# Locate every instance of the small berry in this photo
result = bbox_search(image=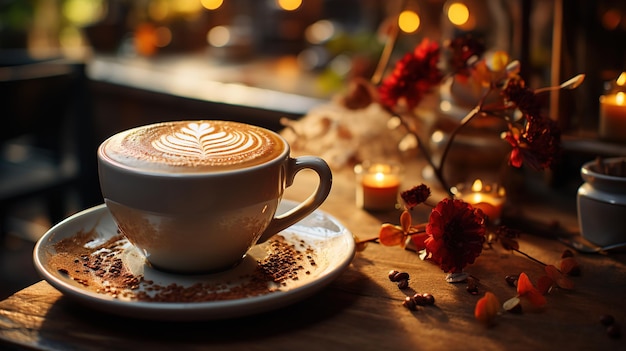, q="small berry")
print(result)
[403,296,417,311]
[422,293,435,305]
[388,270,400,281]
[505,274,519,287]
[412,293,435,306]
[394,271,410,282]
[561,249,574,258]
[397,279,409,289]
[467,276,479,295]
